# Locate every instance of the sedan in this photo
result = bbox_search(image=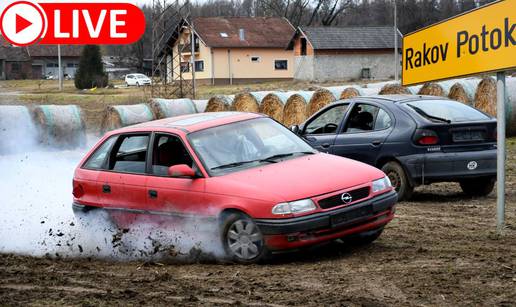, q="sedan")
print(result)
[125,73,152,87]
[292,95,497,200]
[73,112,397,263]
